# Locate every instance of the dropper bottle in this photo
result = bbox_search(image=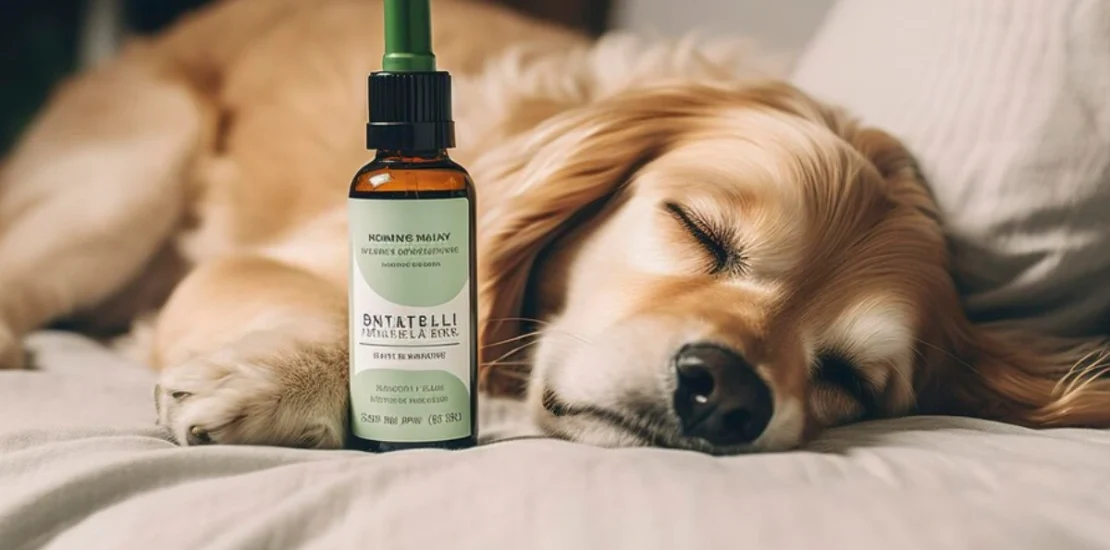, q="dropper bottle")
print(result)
[347,0,478,452]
